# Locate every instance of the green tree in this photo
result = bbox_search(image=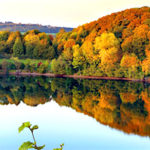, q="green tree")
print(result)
[72,44,85,71]
[33,44,55,60]
[24,34,39,58]
[51,56,68,74]
[13,37,24,57]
